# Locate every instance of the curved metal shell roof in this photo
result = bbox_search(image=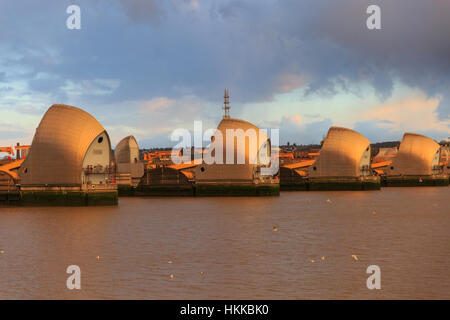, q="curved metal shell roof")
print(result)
[196,118,270,181]
[309,126,371,177]
[215,118,270,165]
[115,135,139,164]
[20,104,107,185]
[387,133,440,176]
